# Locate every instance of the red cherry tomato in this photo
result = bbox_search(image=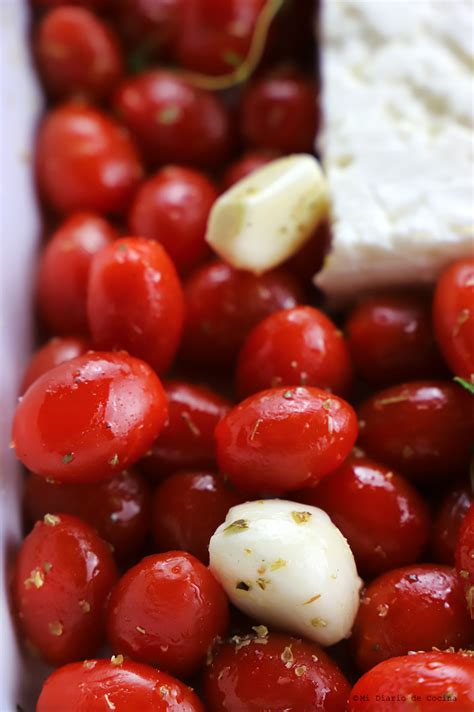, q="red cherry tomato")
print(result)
[455,502,474,617]
[432,487,472,565]
[216,386,358,495]
[204,632,350,712]
[240,72,318,152]
[35,7,123,101]
[222,150,278,189]
[151,471,241,563]
[348,651,474,712]
[37,212,117,336]
[358,381,474,483]
[21,337,89,393]
[433,258,474,380]
[25,468,150,561]
[296,457,430,577]
[114,70,233,168]
[182,260,303,367]
[36,104,143,215]
[346,293,446,387]
[34,0,110,8]
[284,220,331,284]
[117,0,183,60]
[107,551,229,677]
[12,352,168,483]
[87,238,185,374]
[236,306,353,399]
[140,380,231,480]
[37,659,204,712]
[174,0,266,76]
[352,564,474,672]
[128,166,218,275]
[14,513,117,665]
